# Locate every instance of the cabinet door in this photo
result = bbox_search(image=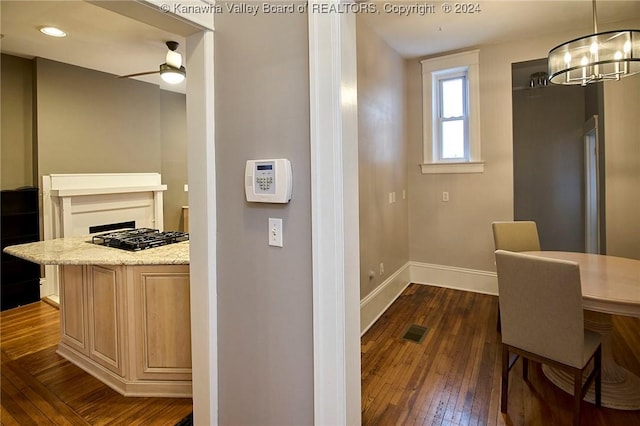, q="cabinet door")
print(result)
[87,265,125,376]
[132,265,191,380]
[59,266,88,354]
